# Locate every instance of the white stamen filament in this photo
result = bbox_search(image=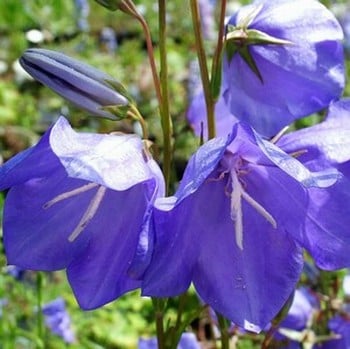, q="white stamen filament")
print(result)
[230,169,277,250]
[43,182,99,209]
[68,186,107,242]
